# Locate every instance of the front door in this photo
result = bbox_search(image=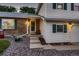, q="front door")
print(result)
[30,20,36,34]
